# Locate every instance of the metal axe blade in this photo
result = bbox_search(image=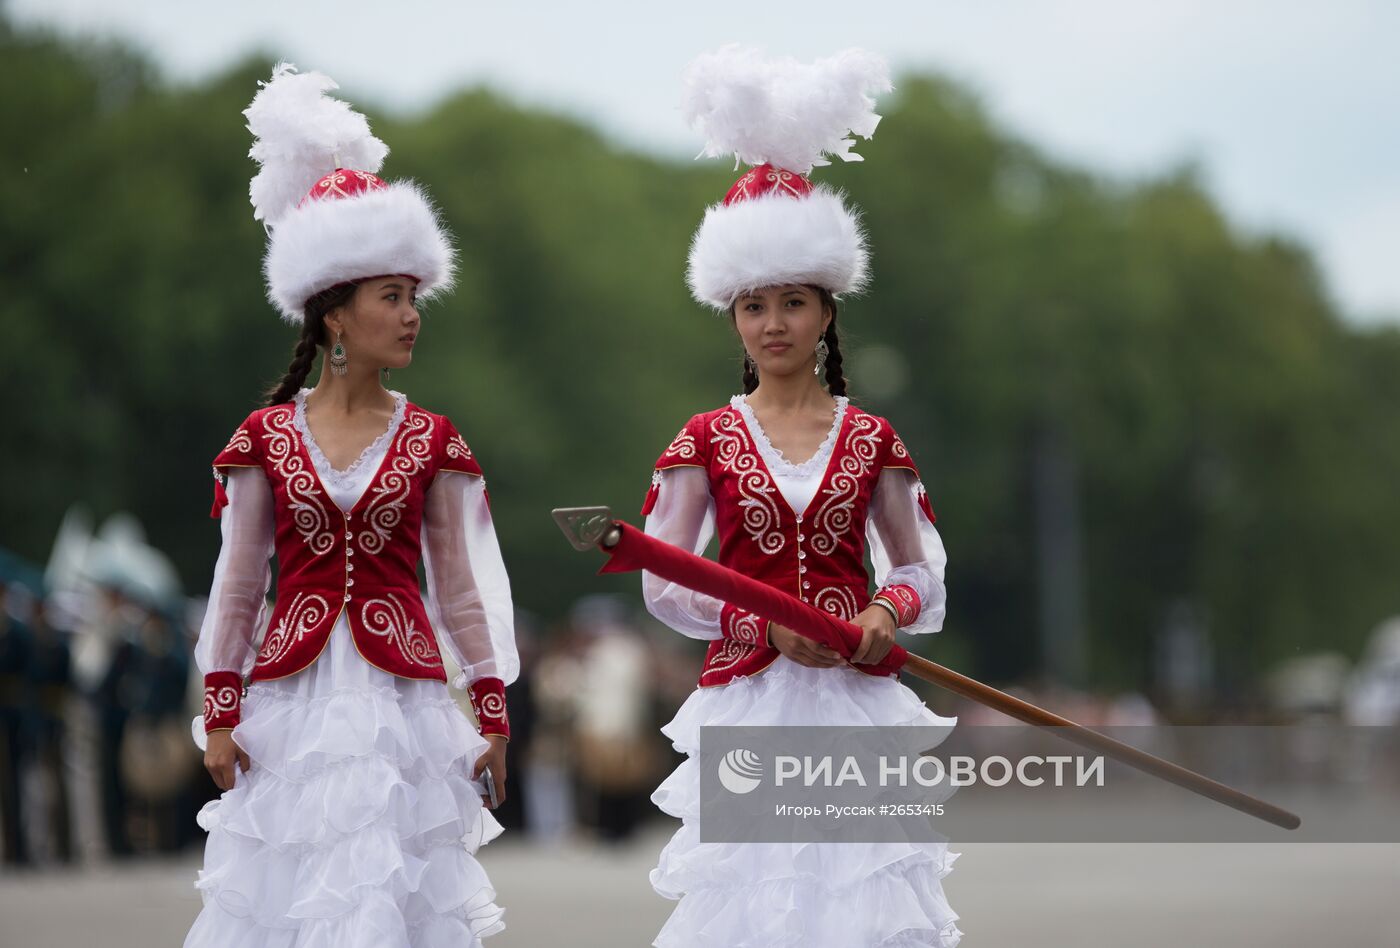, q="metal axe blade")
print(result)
[550,506,618,551]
